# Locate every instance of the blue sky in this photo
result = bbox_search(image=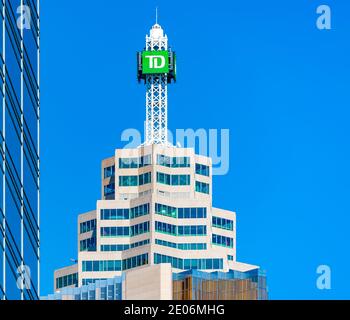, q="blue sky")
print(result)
[40,0,350,299]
